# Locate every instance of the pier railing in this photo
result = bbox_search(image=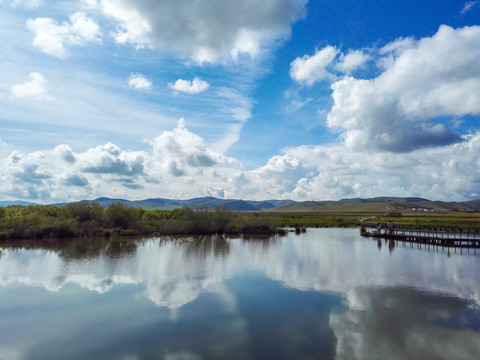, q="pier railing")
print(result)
[361,226,480,248]
[360,221,480,233]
